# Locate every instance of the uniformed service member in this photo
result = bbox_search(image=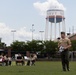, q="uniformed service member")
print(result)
[58,32,71,71]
